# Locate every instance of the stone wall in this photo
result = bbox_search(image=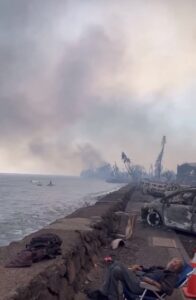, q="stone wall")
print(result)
[0,185,135,300]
